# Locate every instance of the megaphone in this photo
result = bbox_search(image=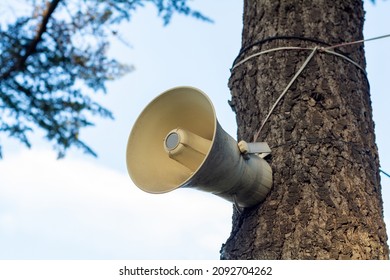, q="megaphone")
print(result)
[126,86,272,208]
